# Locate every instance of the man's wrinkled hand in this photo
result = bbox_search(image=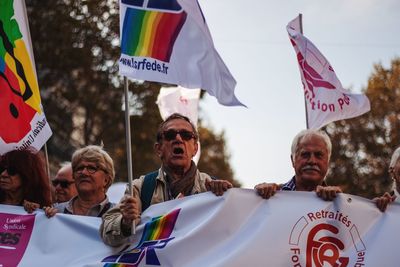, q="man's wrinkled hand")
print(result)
[373,192,395,212]
[120,195,140,226]
[254,183,280,199]
[315,185,342,201]
[206,179,233,196]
